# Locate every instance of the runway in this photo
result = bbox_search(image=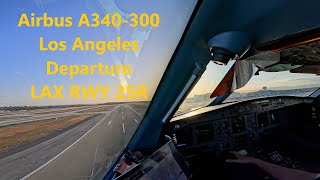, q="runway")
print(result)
[0,105,107,127]
[0,103,146,180]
